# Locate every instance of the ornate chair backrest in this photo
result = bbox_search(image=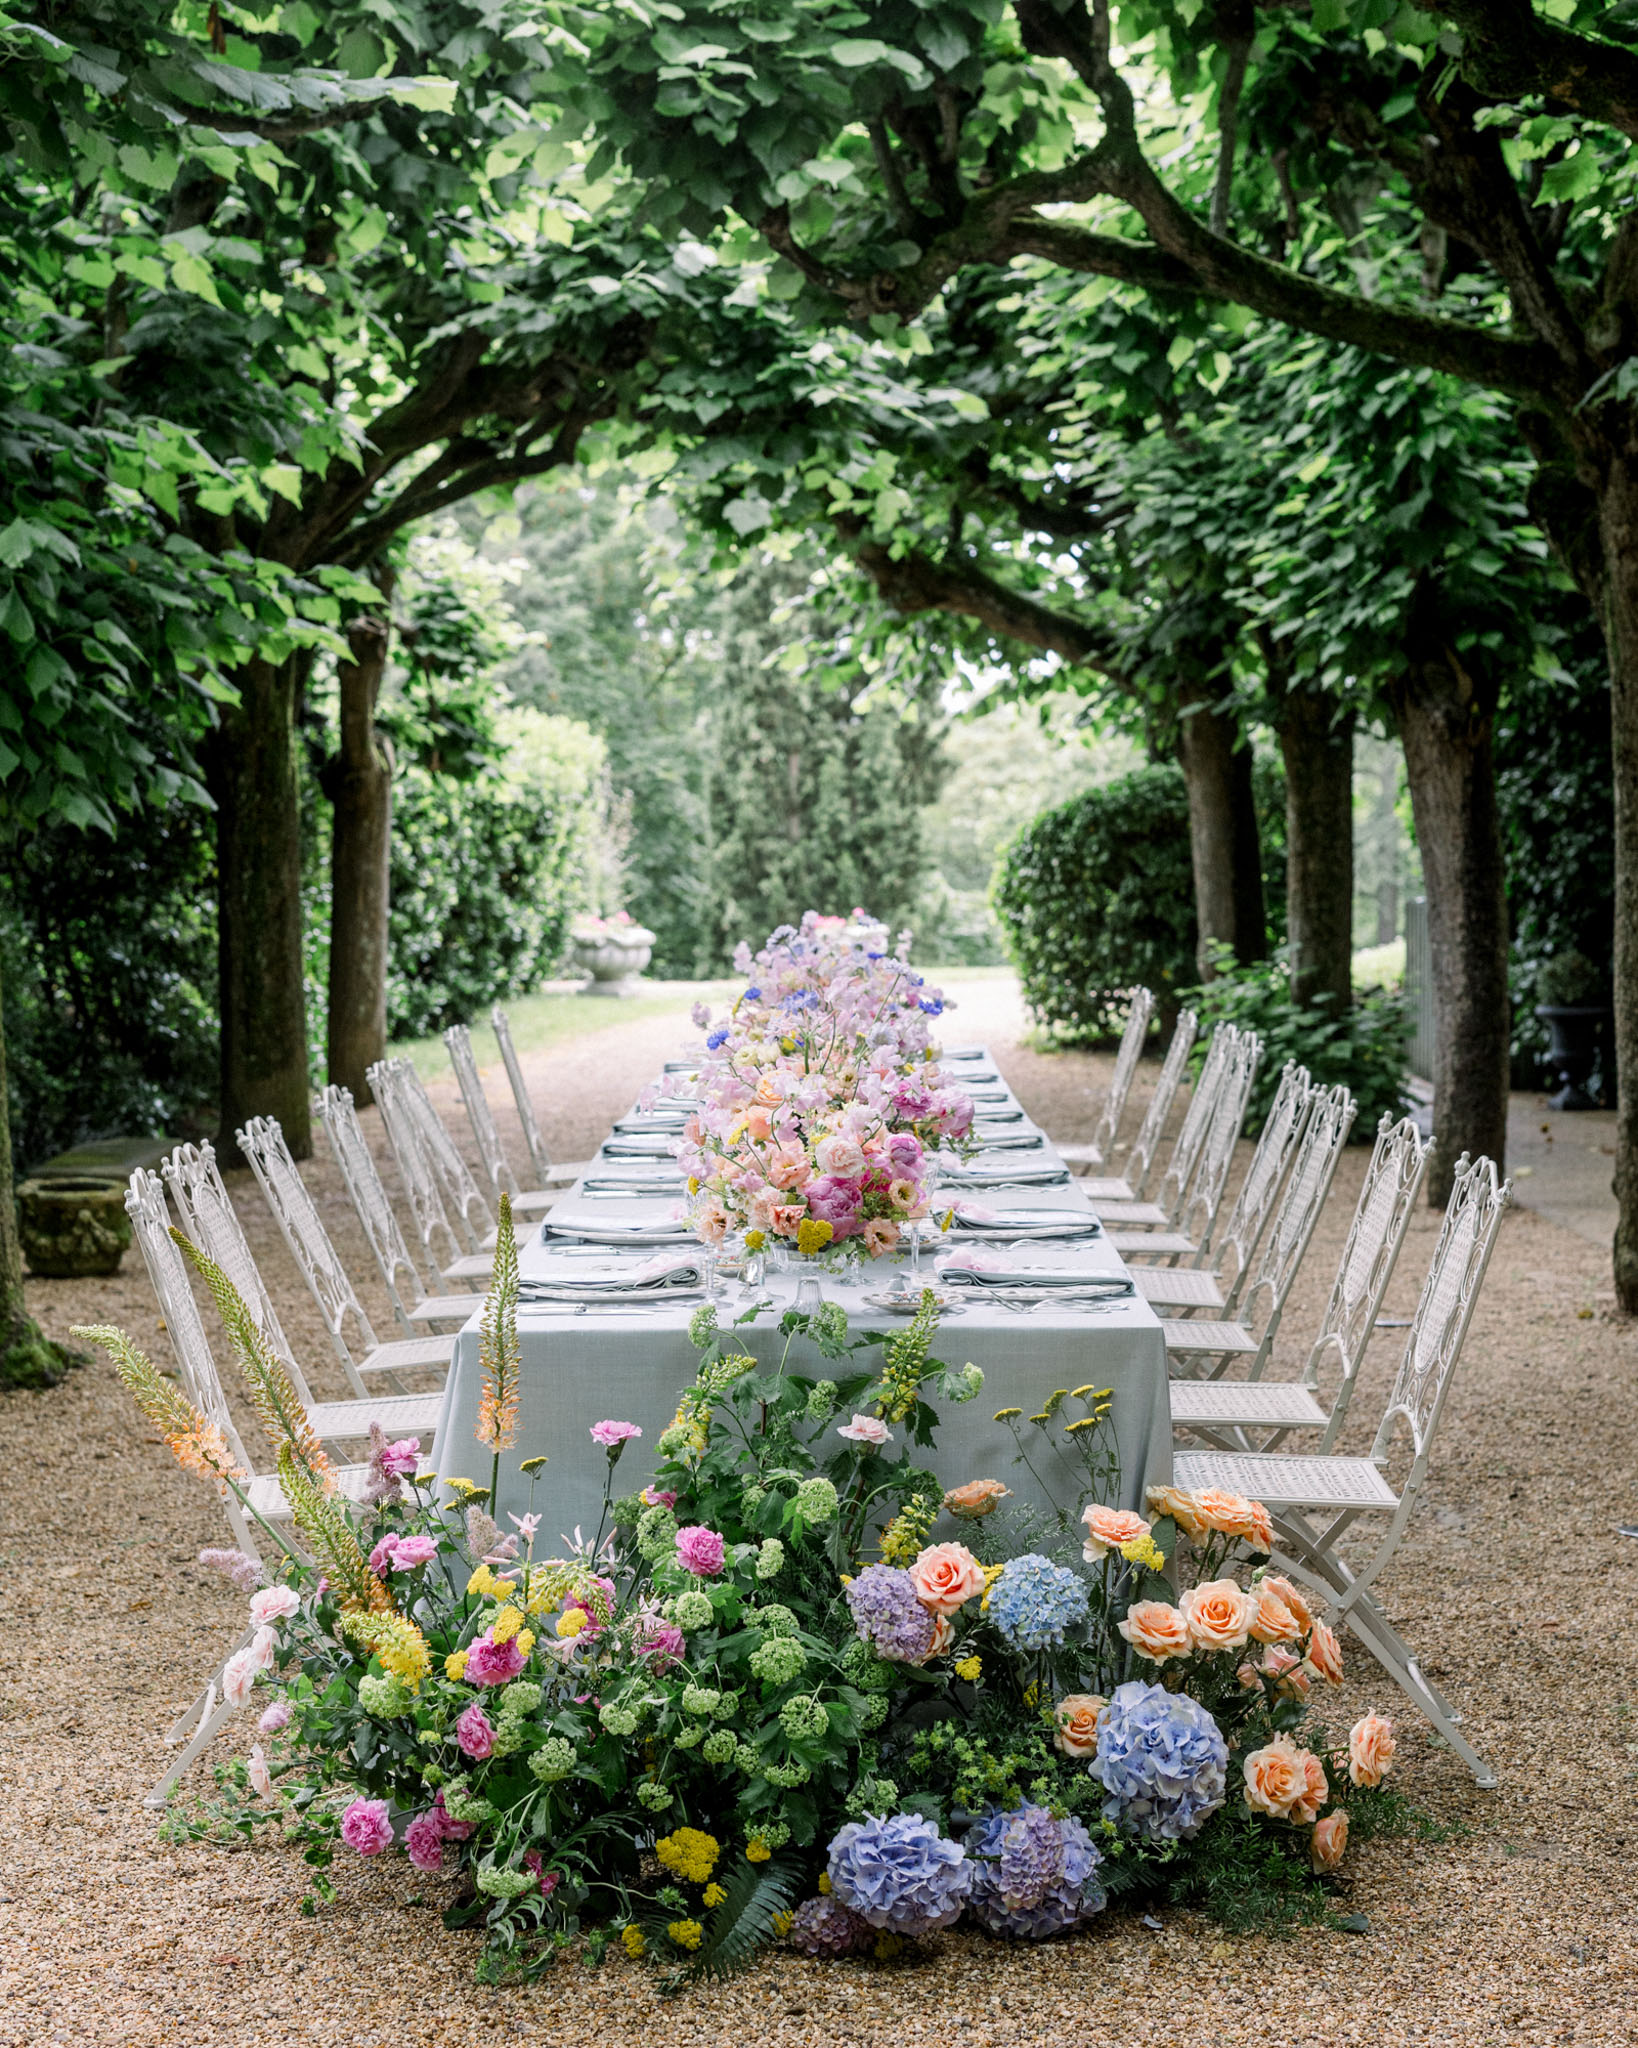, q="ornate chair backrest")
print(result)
[1155,1022,1236,1221]
[314,1085,426,1330]
[492,1004,551,1187]
[1371,1153,1509,1477]
[1092,987,1154,1161]
[125,1168,254,1475]
[238,1115,377,1378]
[368,1059,469,1276]
[1123,1007,1197,1197]
[445,1023,520,1201]
[395,1060,495,1249]
[1173,1028,1262,1251]
[1303,1115,1430,1447]
[1208,1063,1313,1303]
[1238,1082,1356,1343]
[161,1141,314,1407]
